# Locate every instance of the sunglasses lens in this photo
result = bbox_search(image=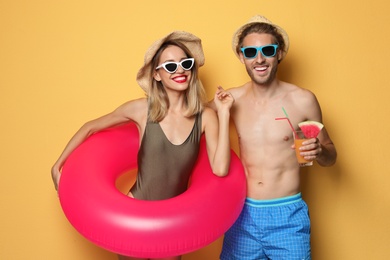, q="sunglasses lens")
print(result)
[164,63,178,73]
[181,59,193,70]
[243,47,257,58]
[262,46,276,57]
